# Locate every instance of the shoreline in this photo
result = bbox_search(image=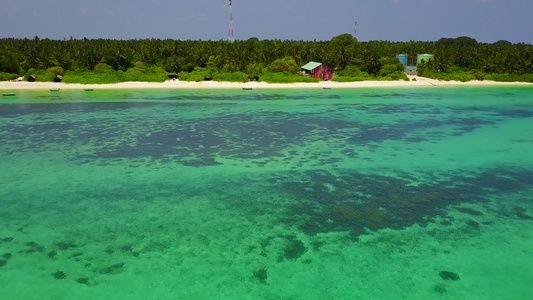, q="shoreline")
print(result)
[1,76,532,91]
